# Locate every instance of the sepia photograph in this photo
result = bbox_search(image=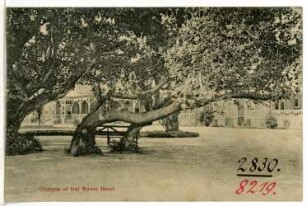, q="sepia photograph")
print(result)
[4,7,303,202]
